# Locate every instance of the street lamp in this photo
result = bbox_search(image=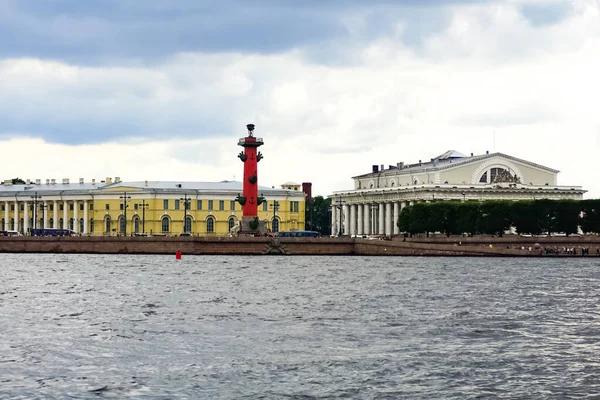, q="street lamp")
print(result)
[119,192,131,236]
[336,196,345,237]
[180,193,191,233]
[136,200,149,234]
[30,192,41,231]
[270,200,280,232]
